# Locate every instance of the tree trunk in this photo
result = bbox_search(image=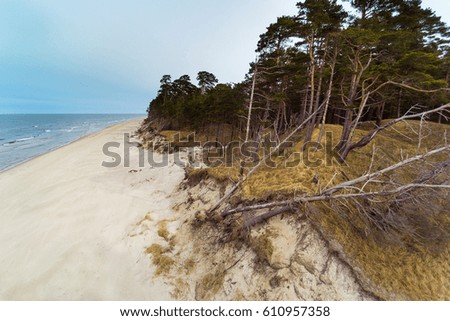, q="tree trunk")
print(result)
[302,32,317,148]
[215,122,220,146]
[341,91,371,156]
[300,88,309,124]
[337,48,372,153]
[337,109,354,152]
[245,64,258,142]
[396,88,403,118]
[316,46,338,148]
[376,101,385,127]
